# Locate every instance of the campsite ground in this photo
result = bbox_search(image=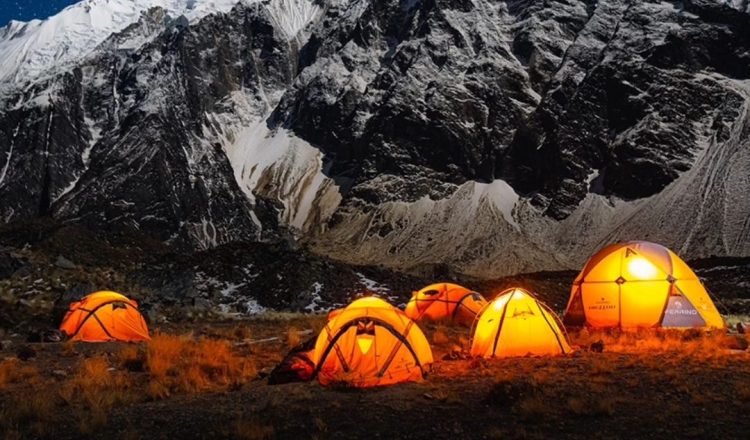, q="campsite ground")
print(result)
[1,317,749,440]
